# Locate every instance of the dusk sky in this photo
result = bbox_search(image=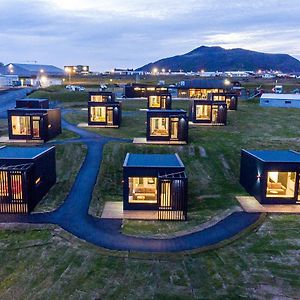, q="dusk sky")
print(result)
[1,0,300,71]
